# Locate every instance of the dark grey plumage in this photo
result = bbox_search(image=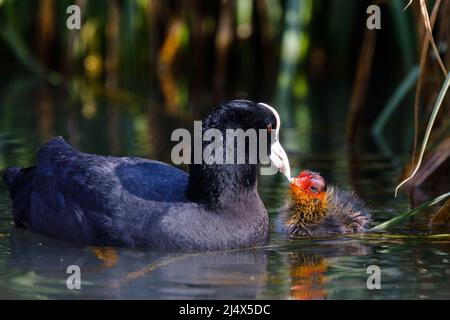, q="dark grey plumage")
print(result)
[2,100,278,250]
